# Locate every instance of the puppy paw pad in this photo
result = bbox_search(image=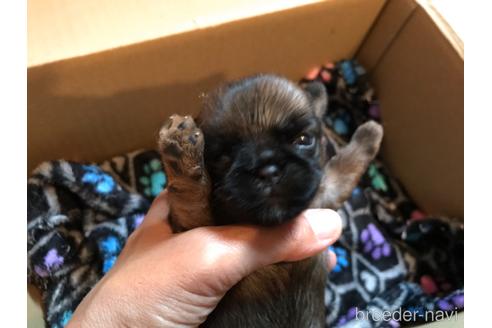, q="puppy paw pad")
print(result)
[352,121,383,156]
[158,115,205,176]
